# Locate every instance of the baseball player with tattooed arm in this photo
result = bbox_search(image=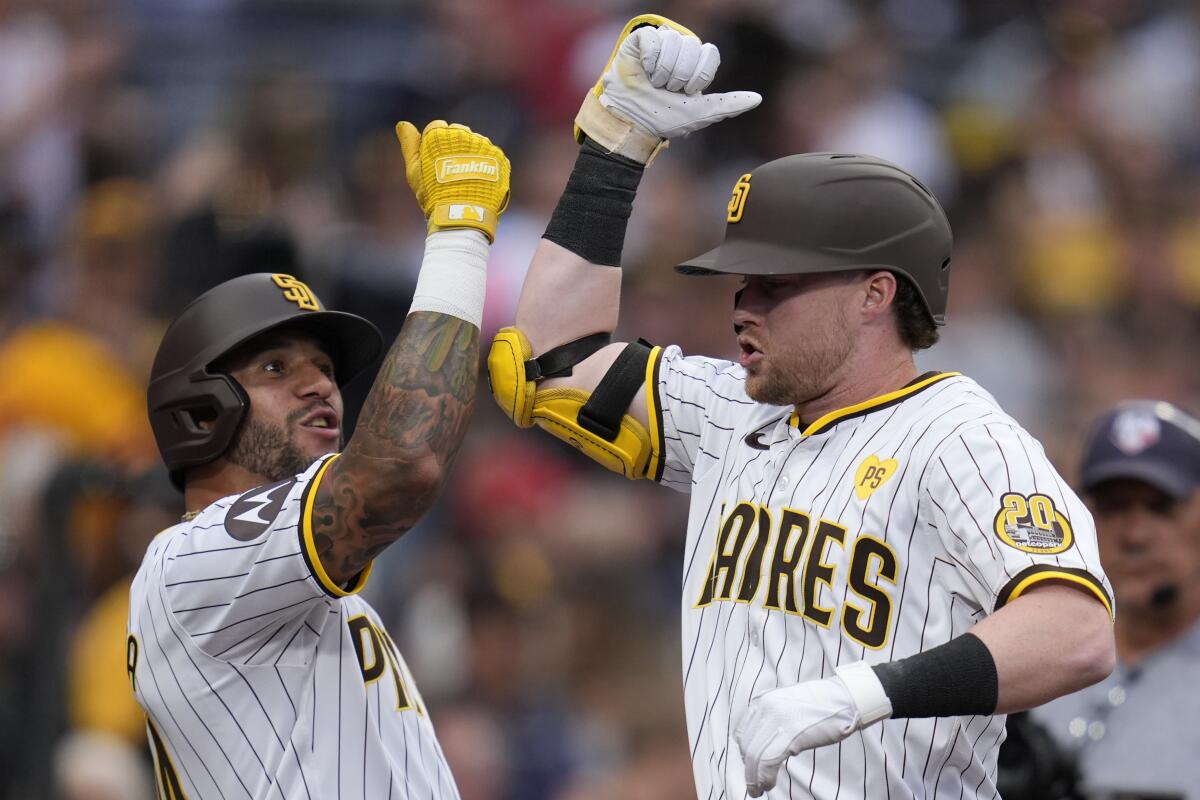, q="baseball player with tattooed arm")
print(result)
[127,120,509,798]
[487,14,1116,798]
